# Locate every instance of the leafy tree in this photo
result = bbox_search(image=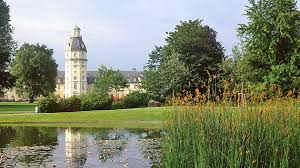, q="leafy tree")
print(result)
[143,19,224,100]
[11,43,58,103]
[160,52,188,99]
[94,65,128,97]
[238,0,300,90]
[0,0,16,95]
[142,46,187,101]
[141,69,164,101]
[166,19,225,88]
